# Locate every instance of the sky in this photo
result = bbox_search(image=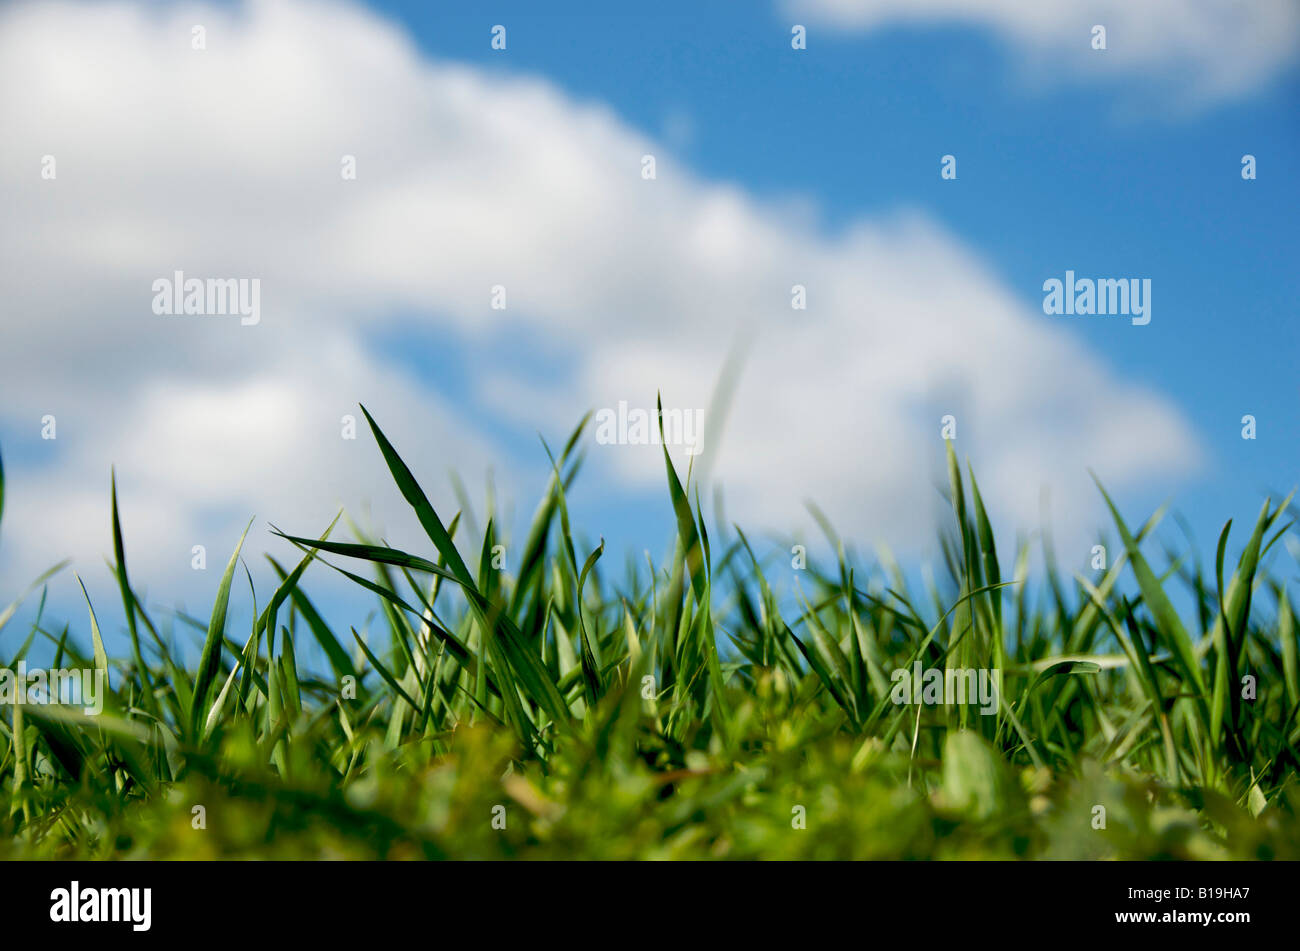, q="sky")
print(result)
[0,0,1297,663]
